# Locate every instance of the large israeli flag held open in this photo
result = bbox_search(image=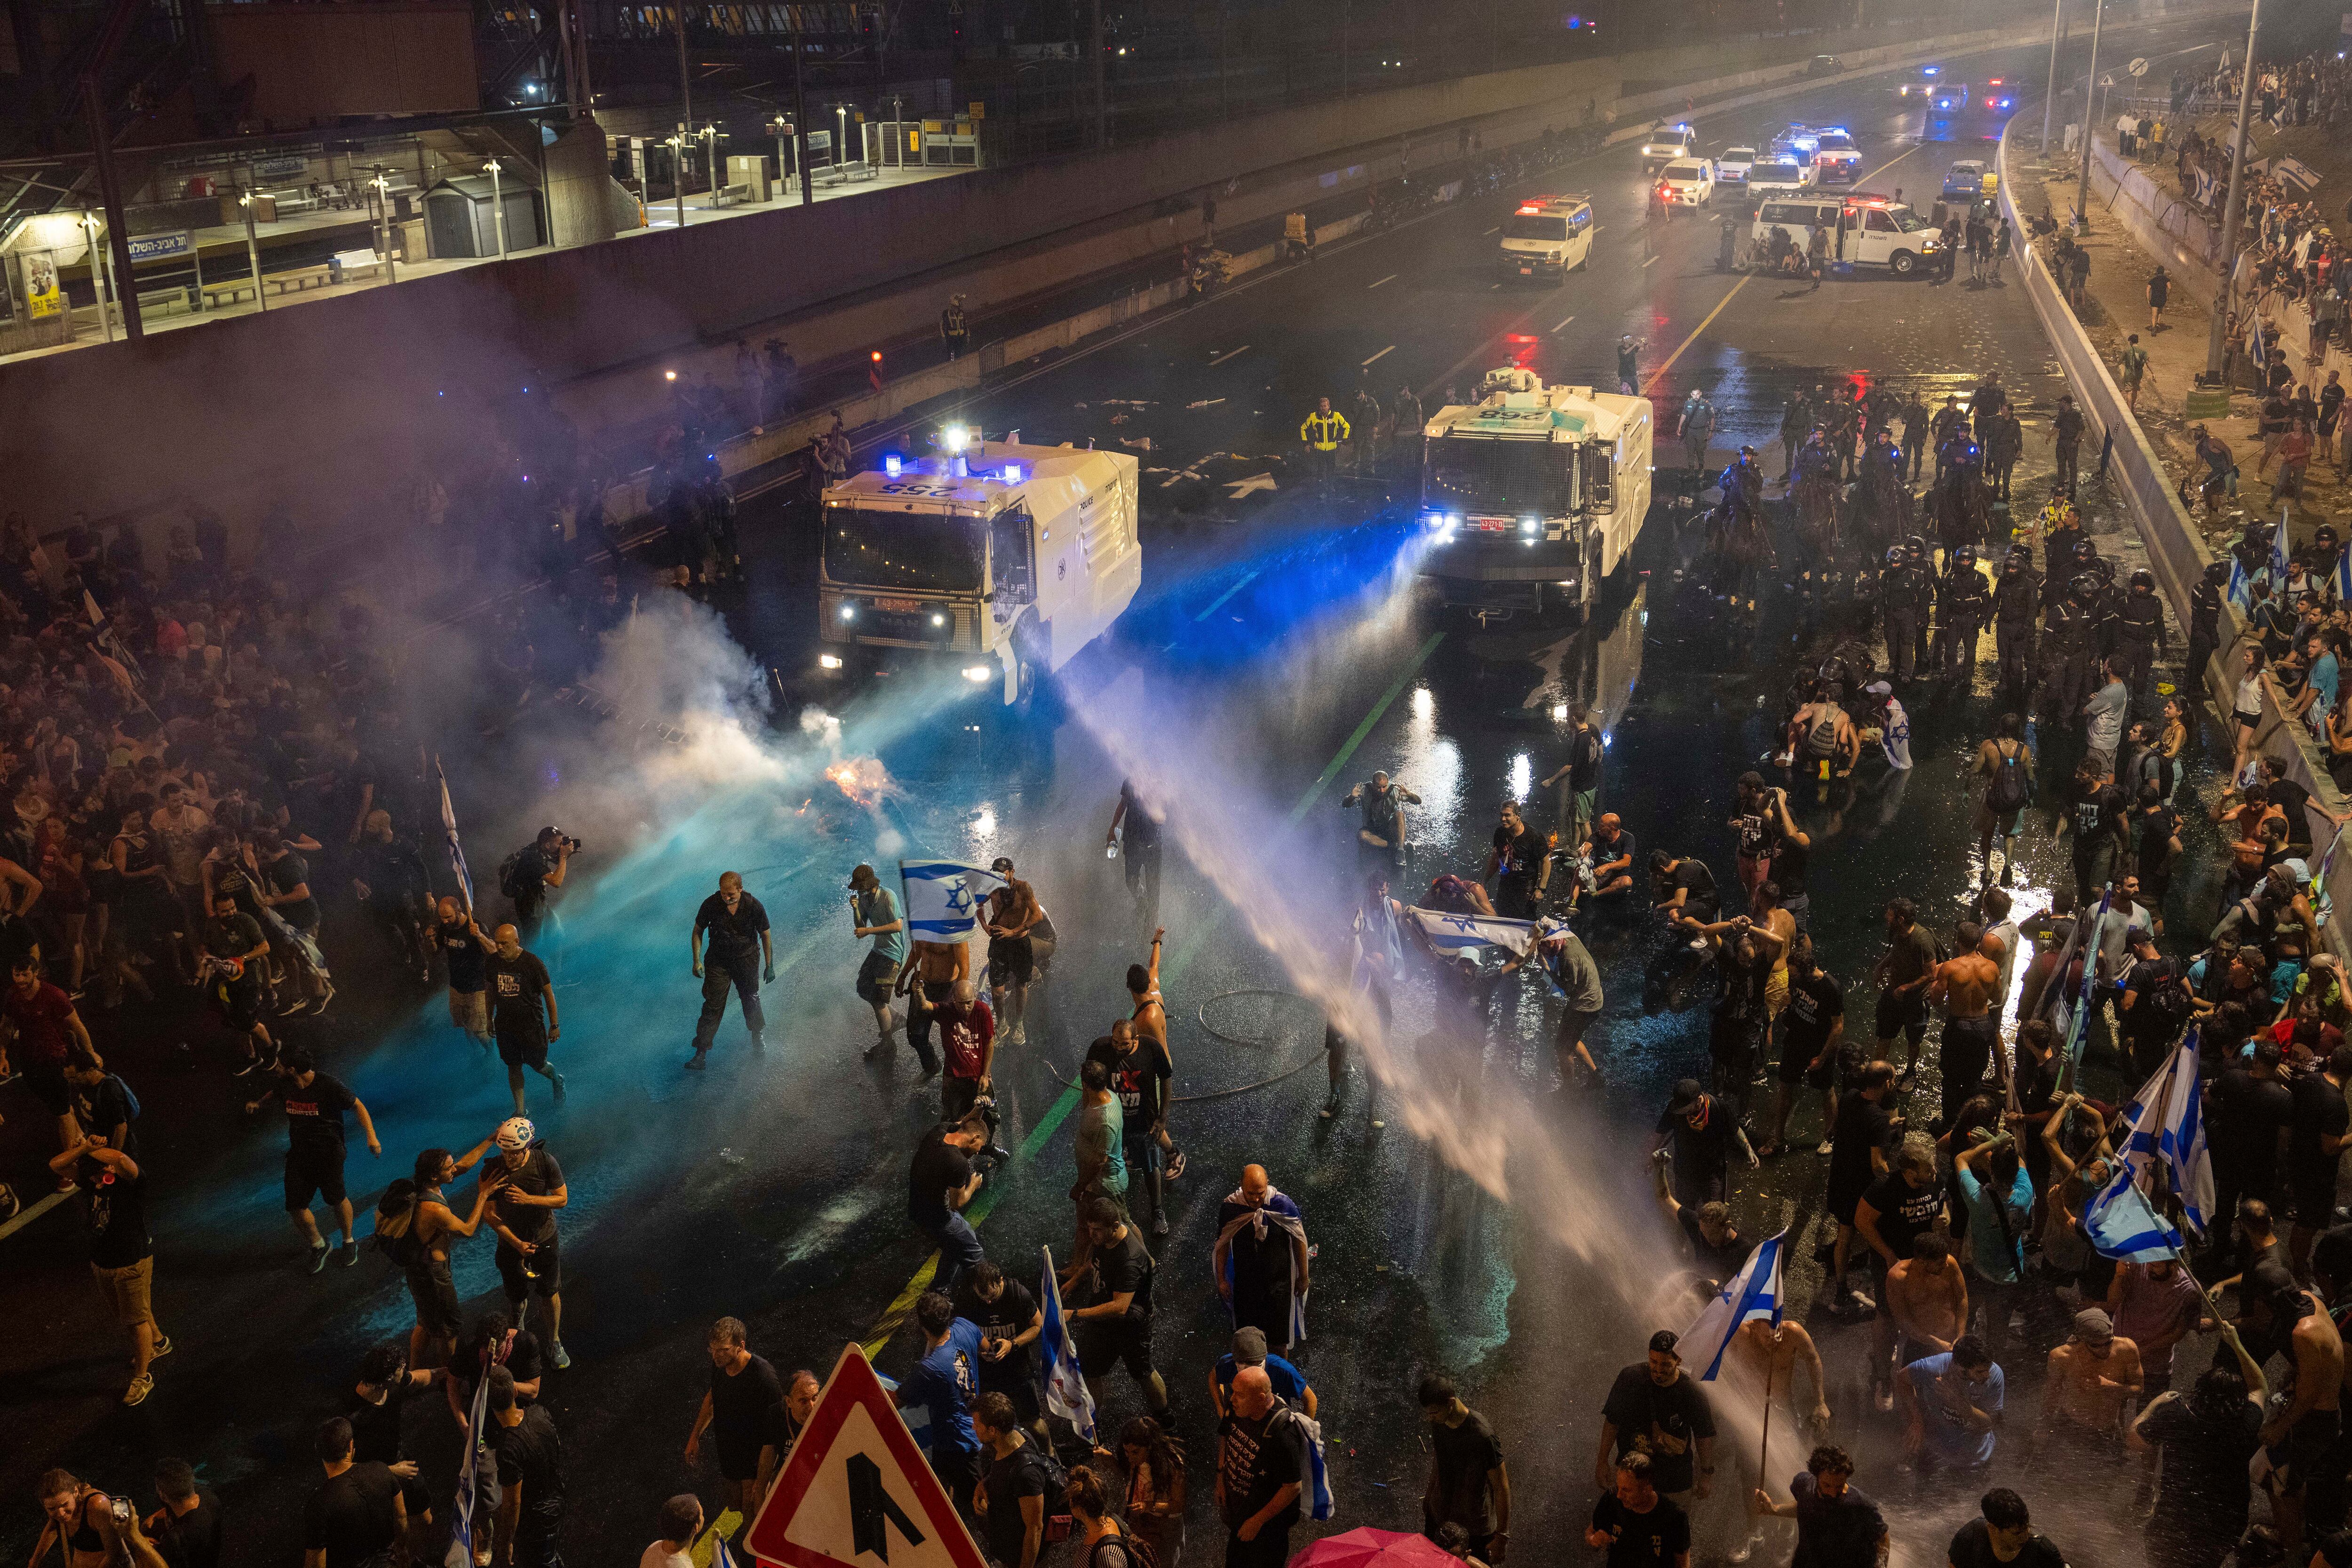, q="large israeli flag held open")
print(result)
[899,860,1008,941]
[1405,906,1538,958]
